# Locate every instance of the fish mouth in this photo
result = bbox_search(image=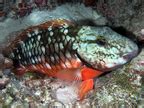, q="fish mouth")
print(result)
[104,49,139,72]
[122,49,138,61]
